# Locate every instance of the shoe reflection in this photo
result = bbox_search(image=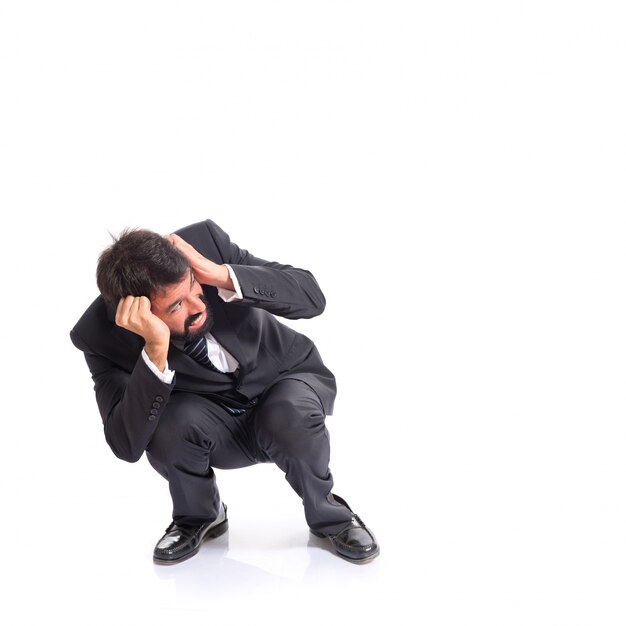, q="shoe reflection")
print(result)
[153,532,290,600]
[152,526,374,604]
